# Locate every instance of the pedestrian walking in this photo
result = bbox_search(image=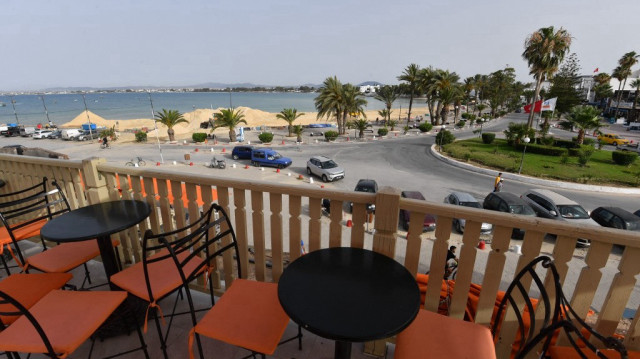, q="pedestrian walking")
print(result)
[495,178,504,192]
[493,172,502,192]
